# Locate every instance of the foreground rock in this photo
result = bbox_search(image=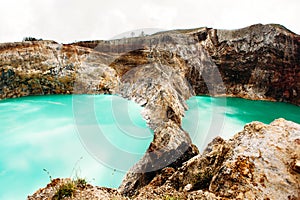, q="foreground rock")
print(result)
[27,178,128,200]
[28,119,300,199]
